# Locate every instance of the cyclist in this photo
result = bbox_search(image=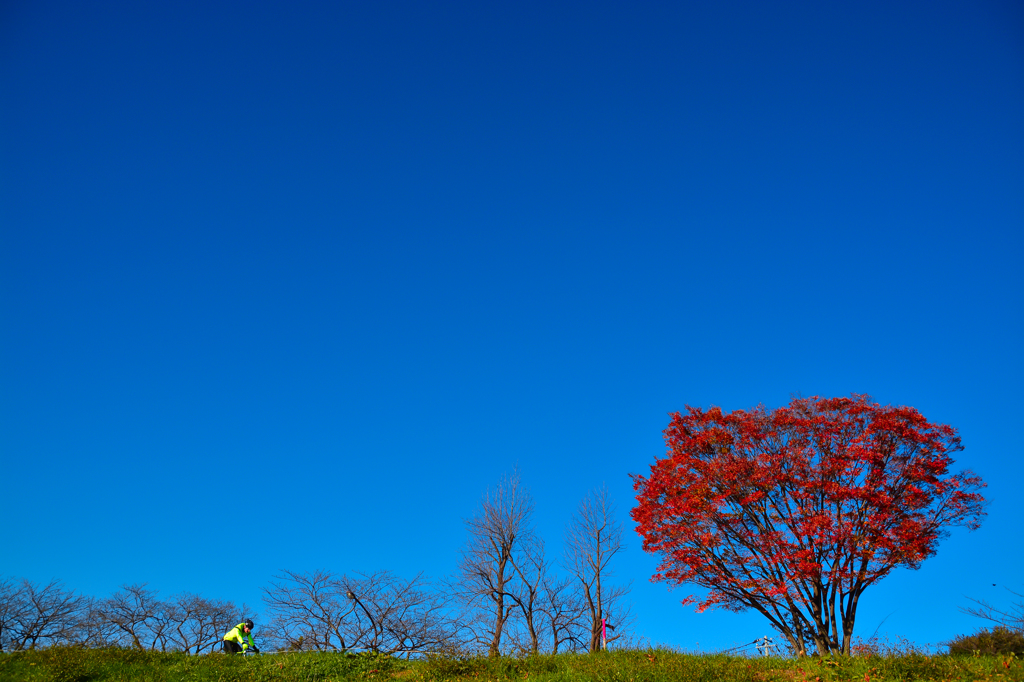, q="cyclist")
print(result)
[223,619,259,654]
